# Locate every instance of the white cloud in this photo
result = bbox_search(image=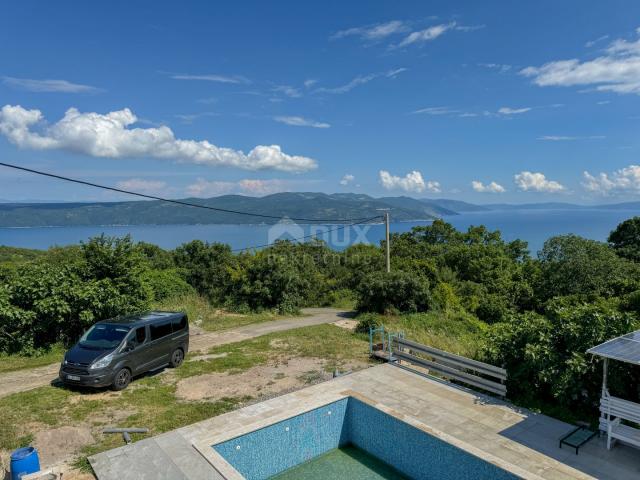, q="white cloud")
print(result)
[498,107,531,115]
[514,171,565,193]
[273,116,330,128]
[185,178,290,197]
[332,20,408,41]
[455,24,485,32]
[272,85,302,98]
[2,76,100,93]
[412,106,458,115]
[378,170,440,193]
[315,68,406,94]
[397,22,456,47]
[471,180,506,193]
[538,135,605,141]
[585,35,609,48]
[520,29,640,95]
[238,179,290,195]
[478,63,512,73]
[582,165,640,195]
[116,178,168,194]
[0,105,317,173]
[185,179,236,197]
[303,79,317,88]
[413,106,534,117]
[174,112,218,124]
[171,74,250,84]
[340,174,355,186]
